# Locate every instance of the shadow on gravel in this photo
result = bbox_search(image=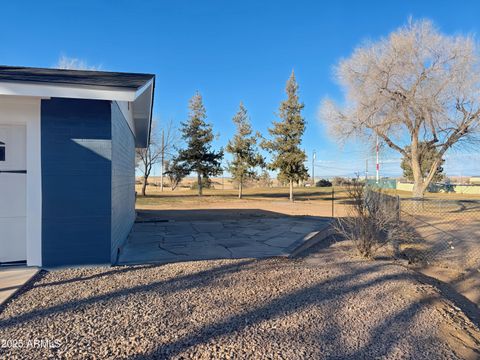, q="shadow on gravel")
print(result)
[0,260,256,326]
[121,260,478,359]
[141,270,427,358]
[301,235,480,329]
[2,253,479,359]
[33,264,160,289]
